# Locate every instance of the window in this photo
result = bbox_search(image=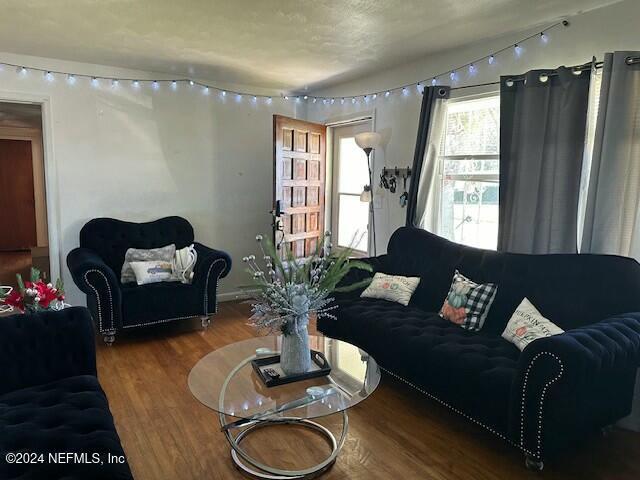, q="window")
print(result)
[333,132,369,253]
[439,95,500,249]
